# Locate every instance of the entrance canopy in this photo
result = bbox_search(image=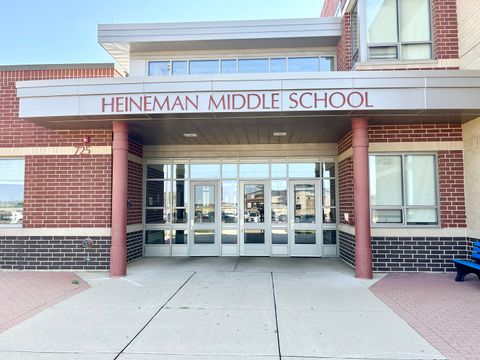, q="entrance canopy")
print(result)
[16,70,480,144]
